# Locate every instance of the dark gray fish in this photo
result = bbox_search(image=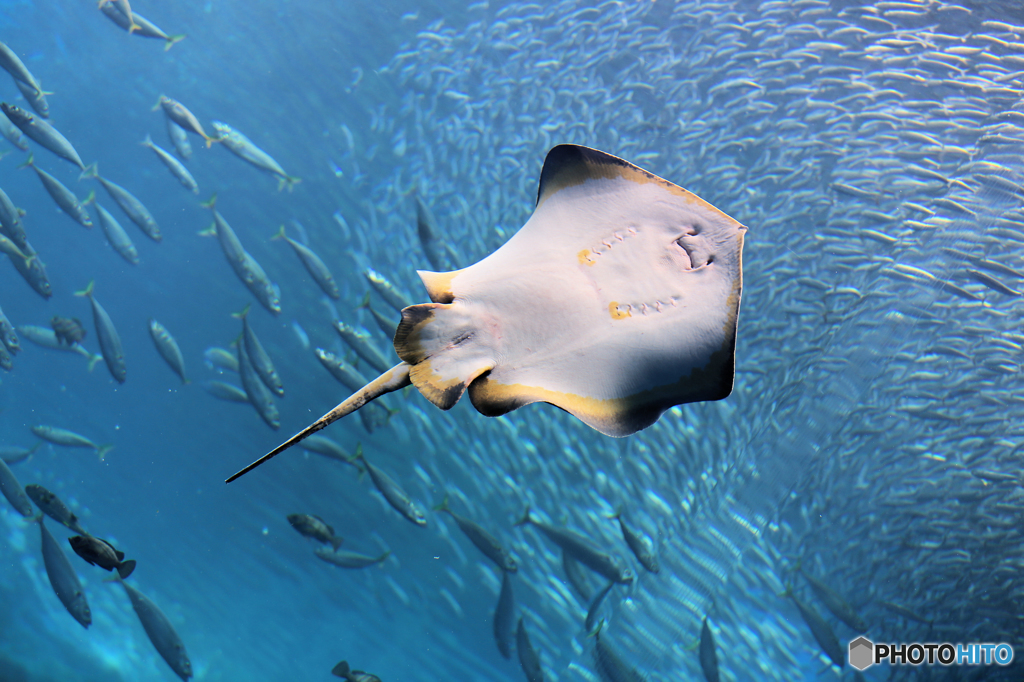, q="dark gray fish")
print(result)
[211,120,299,190]
[0,103,84,169]
[19,154,93,228]
[51,316,86,346]
[288,513,343,550]
[39,518,91,629]
[234,305,283,396]
[363,268,412,314]
[141,135,197,193]
[91,199,139,265]
[9,240,51,299]
[31,425,112,458]
[415,195,447,271]
[237,340,280,430]
[352,446,426,526]
[608,509,659,573]
[584,581,616,634]
[15,77,48,118]
[0,442,41,465]
[314,547,390,569]
[699,618,719,682]
[878,600,931,624]
[75,281,126,383]
[434,494,516,572]
[786,589,844,668]
[201,380,249,404]
[166,117,191,159]
[358,293,399,338]
[516,617,544,682]
[117,579,193,680]
[801,568,867,632]
[0,41,42,98]
[0,457,32,516]
[332,661,382,681]
[148,319,187,384]
[157,95,214,146]
[0,109,27,150]
[0,304,19,354]
[516,508,634,585]
[82,165,161,242]
[593,623,646,682]
[333,321,391,374]
[272,225,339,299]
[68,535,136,579]
[493,569,515,659]
[25,484,87,535]
[100,3,185,50]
